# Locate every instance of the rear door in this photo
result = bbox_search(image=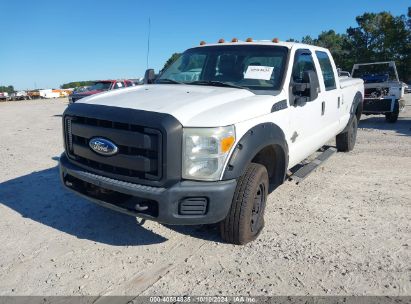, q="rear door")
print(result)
[314,51,341,135]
